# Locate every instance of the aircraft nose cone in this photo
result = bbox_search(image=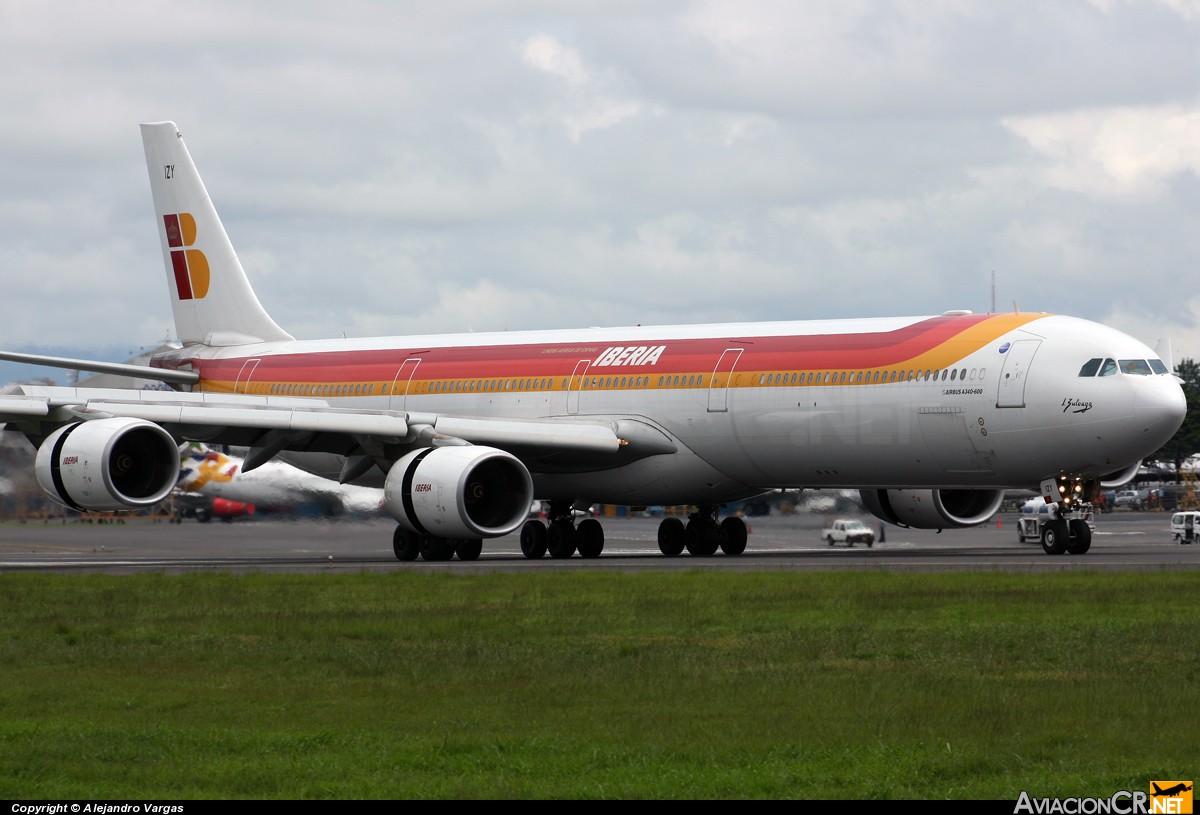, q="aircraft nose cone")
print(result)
[1135,378,1187,448]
